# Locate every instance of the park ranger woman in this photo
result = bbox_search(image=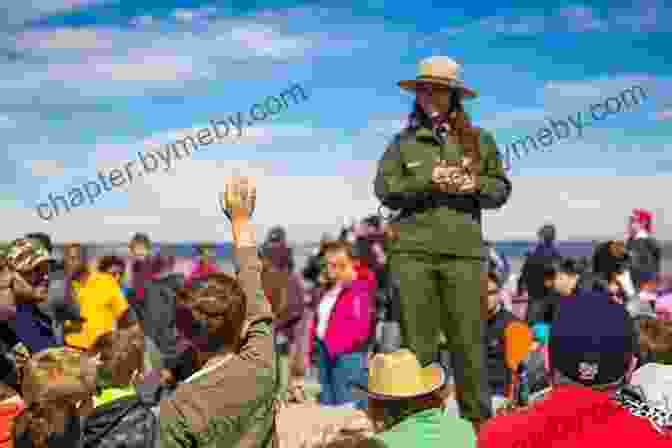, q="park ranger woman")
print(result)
[374,56,512,432]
